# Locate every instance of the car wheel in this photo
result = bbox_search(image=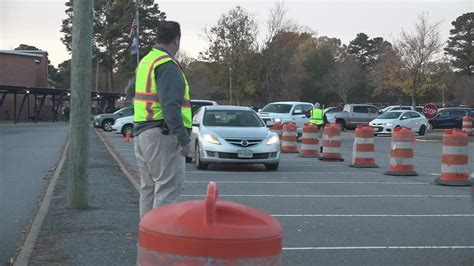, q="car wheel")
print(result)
[264,163,279,171]
[374,133,378,136]
[195,143,208,170]
[418,125,427,136]
[336,119,346,131]
[102,119,114,132]
[121,124,134,137]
